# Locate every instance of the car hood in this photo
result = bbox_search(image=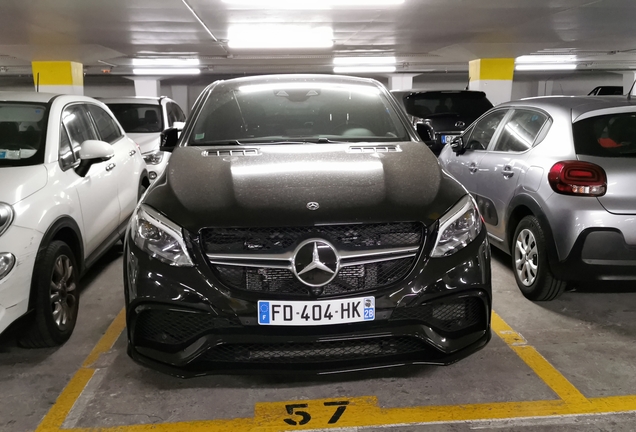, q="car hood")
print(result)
[144,142,467,232]
[0,165,48,205]
[128,133,161,155]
